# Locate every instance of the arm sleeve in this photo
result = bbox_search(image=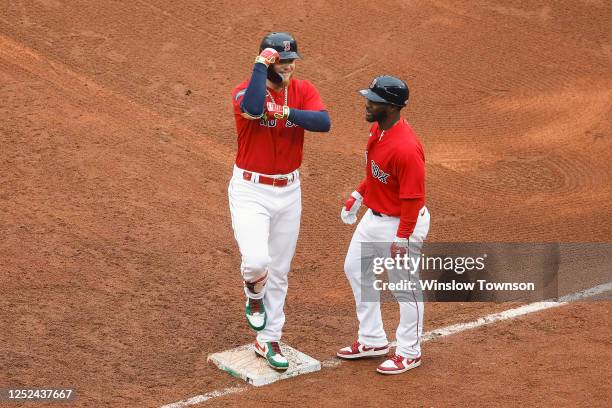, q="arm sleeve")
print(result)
[287,109,331,132]
[239,63,268,118]
[396,197,425,238]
